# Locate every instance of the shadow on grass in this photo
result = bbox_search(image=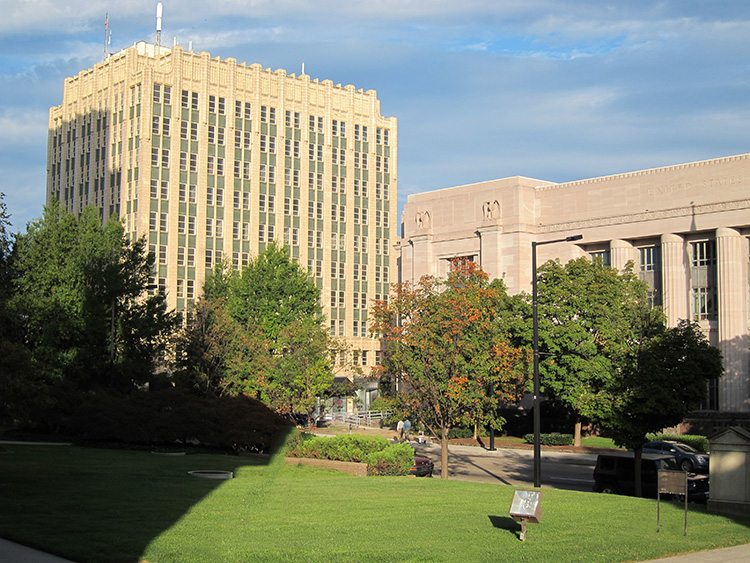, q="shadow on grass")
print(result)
[488,515,522,539]
[0,426,295,563]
